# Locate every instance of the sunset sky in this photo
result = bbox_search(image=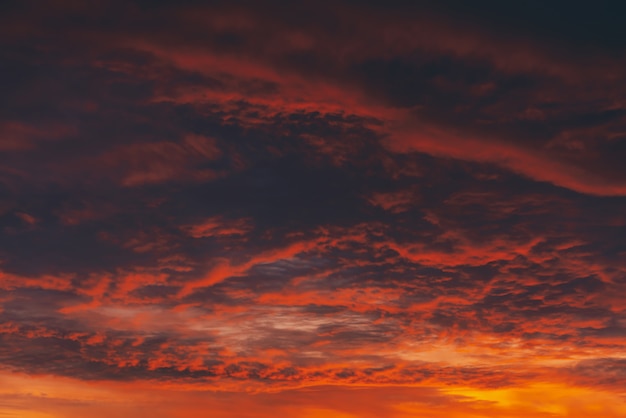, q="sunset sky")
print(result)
[1,1,626,417]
